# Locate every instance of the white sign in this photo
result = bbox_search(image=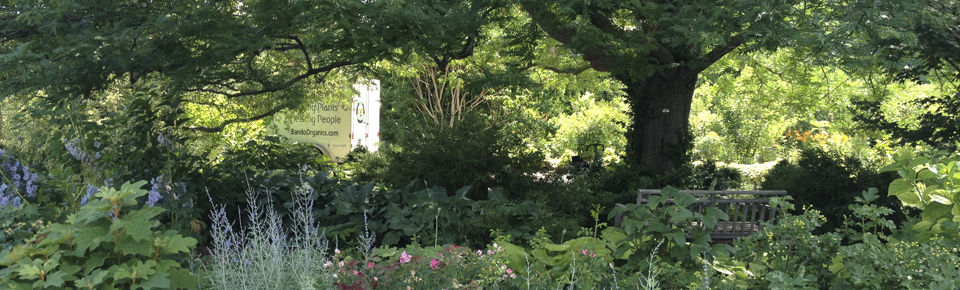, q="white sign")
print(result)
[268,80,380,163]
